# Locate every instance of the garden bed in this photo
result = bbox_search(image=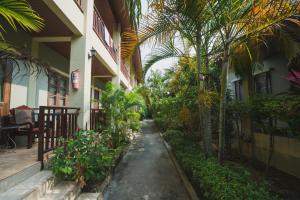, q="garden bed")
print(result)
[50,130,134,192]
[82,142,130,193]
[162,129,279,200]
